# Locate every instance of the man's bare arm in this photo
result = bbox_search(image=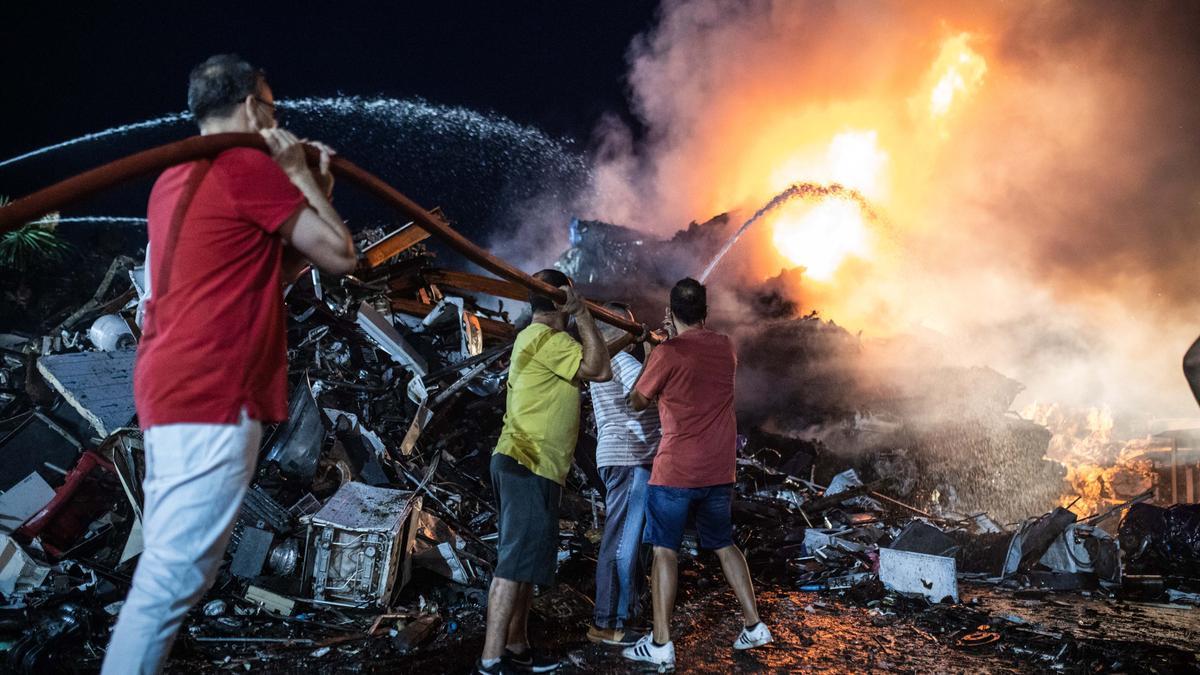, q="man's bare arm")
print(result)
[561,288,612,382]
[625,325,666,411]
[263,128,356,275]
[628,388,651,412]
[605,330,640,357]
